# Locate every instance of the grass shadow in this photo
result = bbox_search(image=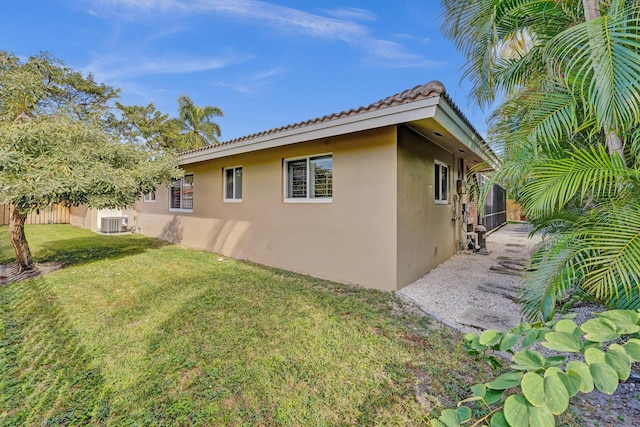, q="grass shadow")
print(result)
[35,235,168,267]
[0,277,111,425]
[0,225,168,268]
